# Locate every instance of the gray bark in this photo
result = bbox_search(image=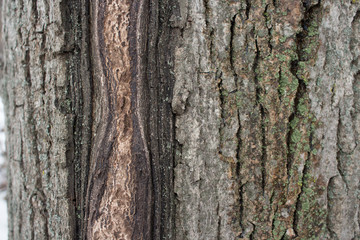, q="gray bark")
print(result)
[1,0,91,239]
[1,0,359,239]
[173,1,360,239]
